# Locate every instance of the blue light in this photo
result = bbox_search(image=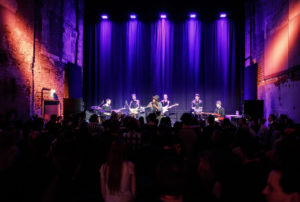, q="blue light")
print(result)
[101,14,108,20]
[220,13,227,18]
[130,14,137,19]
[189,13,197,19]
[160,13,167,19]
